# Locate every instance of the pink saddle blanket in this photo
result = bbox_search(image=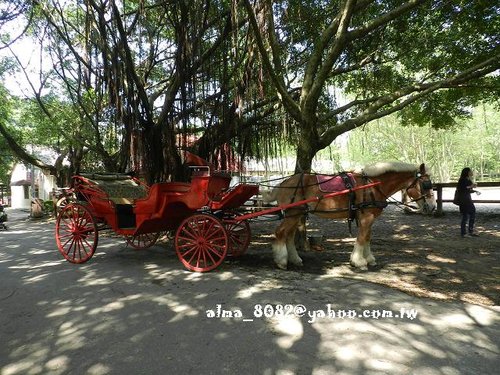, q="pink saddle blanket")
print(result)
[316,173,355,193]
